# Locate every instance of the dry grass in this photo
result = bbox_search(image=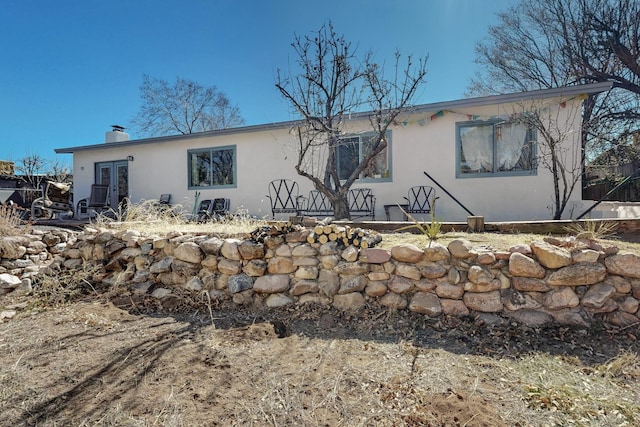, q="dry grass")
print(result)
[2,273,640,425]
[379,230,640,253]
[0,203,30,236]
[92,199,269,238]
[30,264,103,308]
[213,340,640,426]
[85,199,640,253]
[520,351,640,425]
